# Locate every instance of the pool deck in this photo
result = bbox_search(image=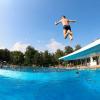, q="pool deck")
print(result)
[54,65,100,70]
[78,65,100,70]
